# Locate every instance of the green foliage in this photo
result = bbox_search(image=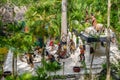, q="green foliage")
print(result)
[5,72,38,80]
[111,62,120,78]
[70,20,85,32]
[36,66,50,80]
[81,61,88,74]
[8,33,34,53]
[102,63,107,69]
[36,59,61,79]
[53,75,66,79]
[5,75,15,80]
[76,36,79,44]
[41,58,61,72]
[48,24,60,38]
[0,21,26,48]
[100,62,120,80]
[45,61,61,72]
[54,39,59,44]
[0,36,7,47]
[67,0,119,34]
[116,23,120,31]
[30,20,48,38]
[25,0,61,39]
[0,0,7,6]
[6,22,24,33]
[18,72,33,80]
